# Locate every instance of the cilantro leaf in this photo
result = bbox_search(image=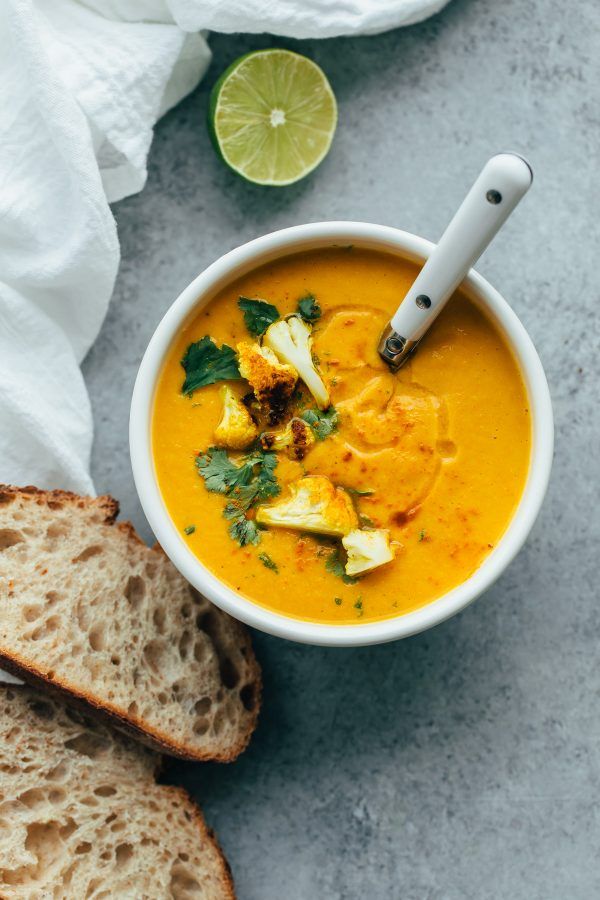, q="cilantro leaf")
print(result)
[258,552,278,572]
[296,294,321,323]
[252,452,279,501]
[228,516,260,547]
[238,297,280,336]
[181,337,240,395]
[195,448,249,494]
[301,406,339,441]
[325,546,358,584]
[227,453,279,510]
[196,447,280,547]
[223,500,248,519]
